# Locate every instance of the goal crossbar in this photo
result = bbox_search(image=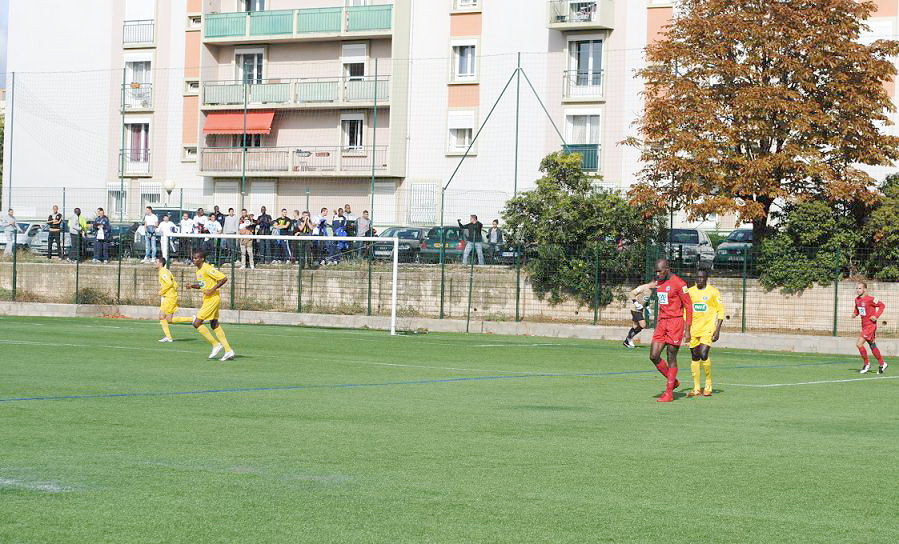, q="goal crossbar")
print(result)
[160,232,400,335]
